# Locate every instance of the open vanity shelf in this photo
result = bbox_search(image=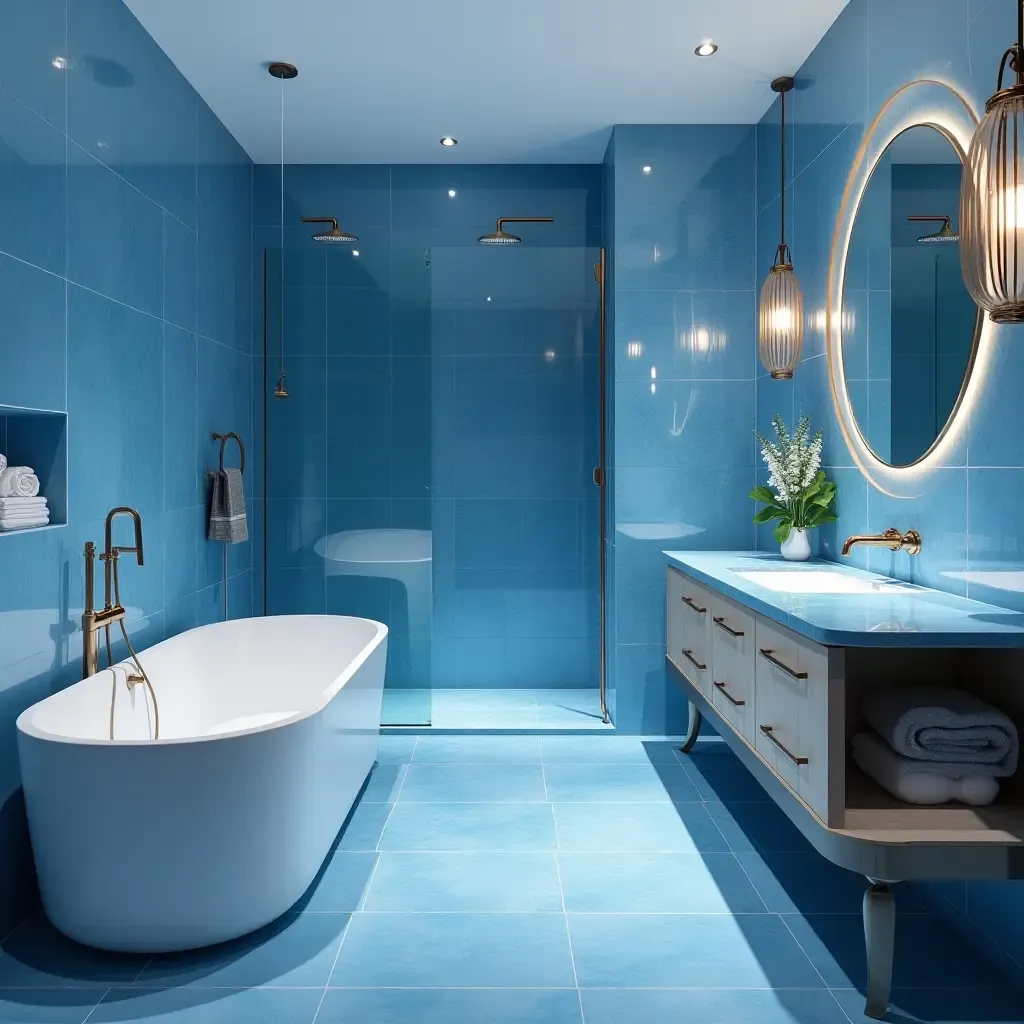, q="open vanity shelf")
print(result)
[0,405,67,536]
[665,552,1024,1018]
